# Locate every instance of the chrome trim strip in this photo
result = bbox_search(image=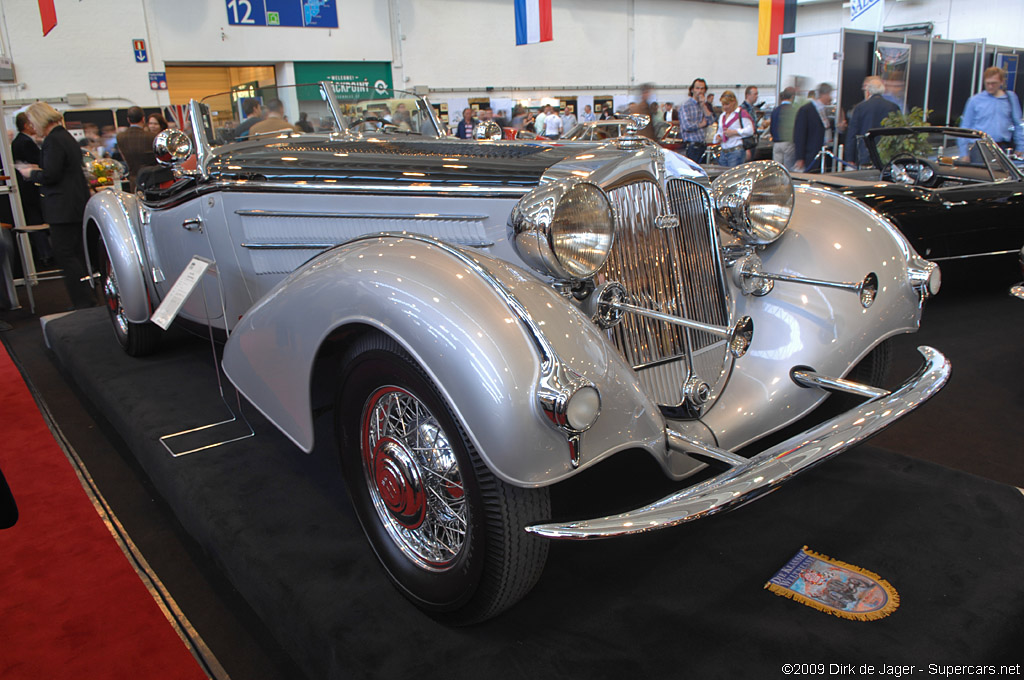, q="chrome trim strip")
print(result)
[791,368,891,399]
[929,249,1019,261]
[241,240,494,250]
[525,346,950,539]
[206,179,530,197]
[234,210,489,221]
[241,243,337,250]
